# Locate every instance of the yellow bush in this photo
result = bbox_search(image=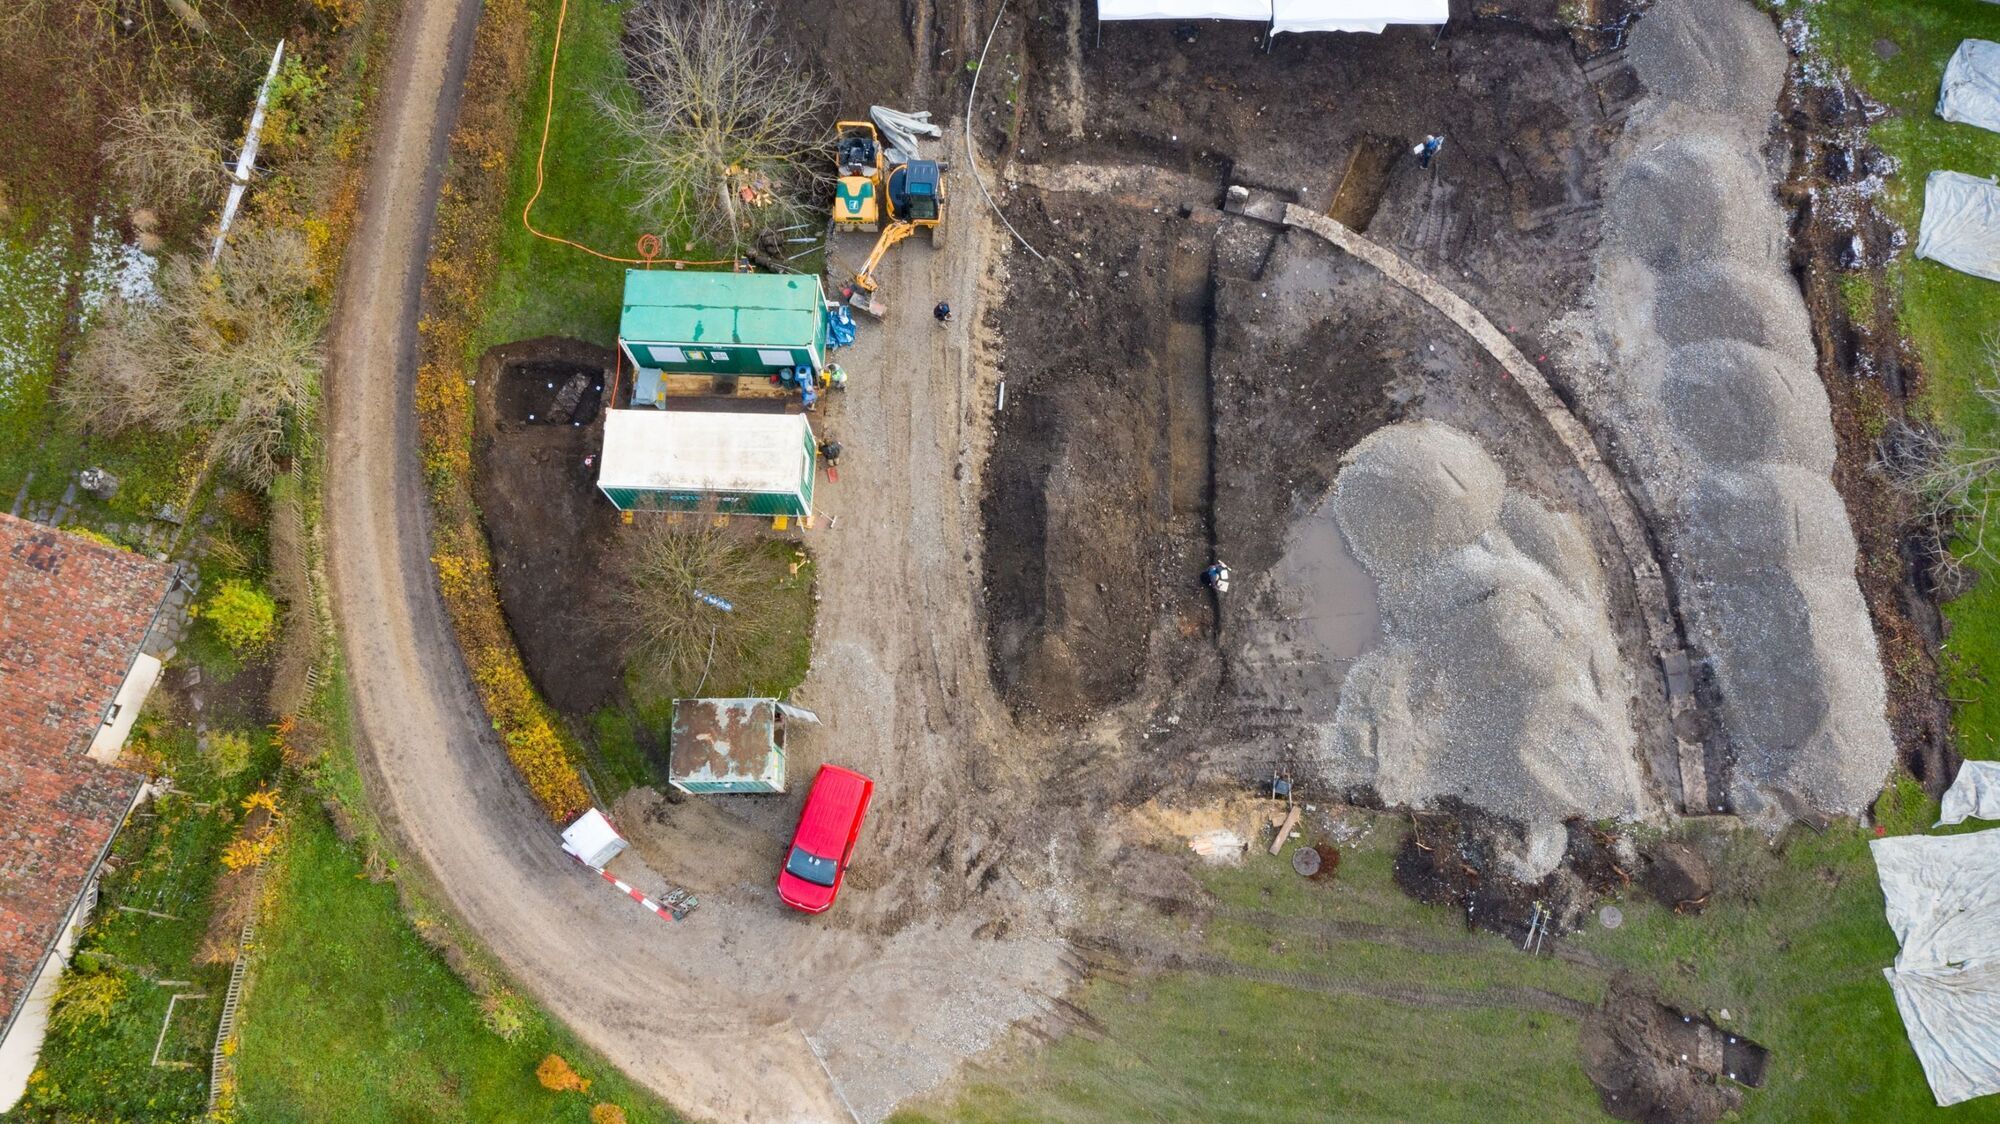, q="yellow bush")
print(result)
[222,789,283,869]
[590,1106,629,1124]
[221,835,279,871]
[50,970,126,1031]
[536,1053,590,1094]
